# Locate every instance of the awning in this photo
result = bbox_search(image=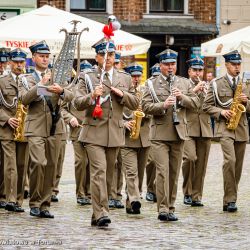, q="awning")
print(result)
[0,5,151,58]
